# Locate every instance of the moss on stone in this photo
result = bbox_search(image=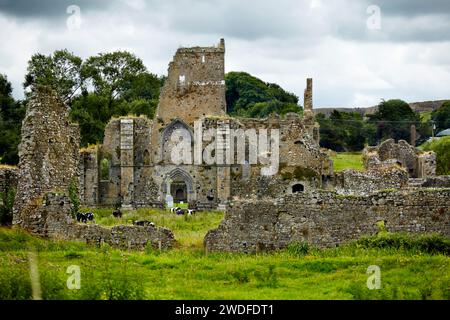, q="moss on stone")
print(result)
[293,166,318,180]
